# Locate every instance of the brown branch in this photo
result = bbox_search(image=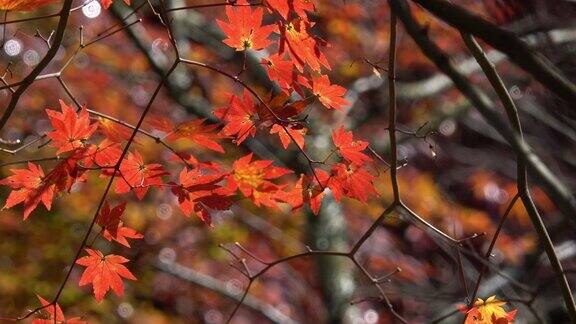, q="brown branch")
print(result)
[410,0,576,104]
[155,260,296,324]
[461,32,576,320]
[388,12,400,203]
[0,0,74,132]
[389,0,576,229]
[14,59,180,321]
[468,193,519,306]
